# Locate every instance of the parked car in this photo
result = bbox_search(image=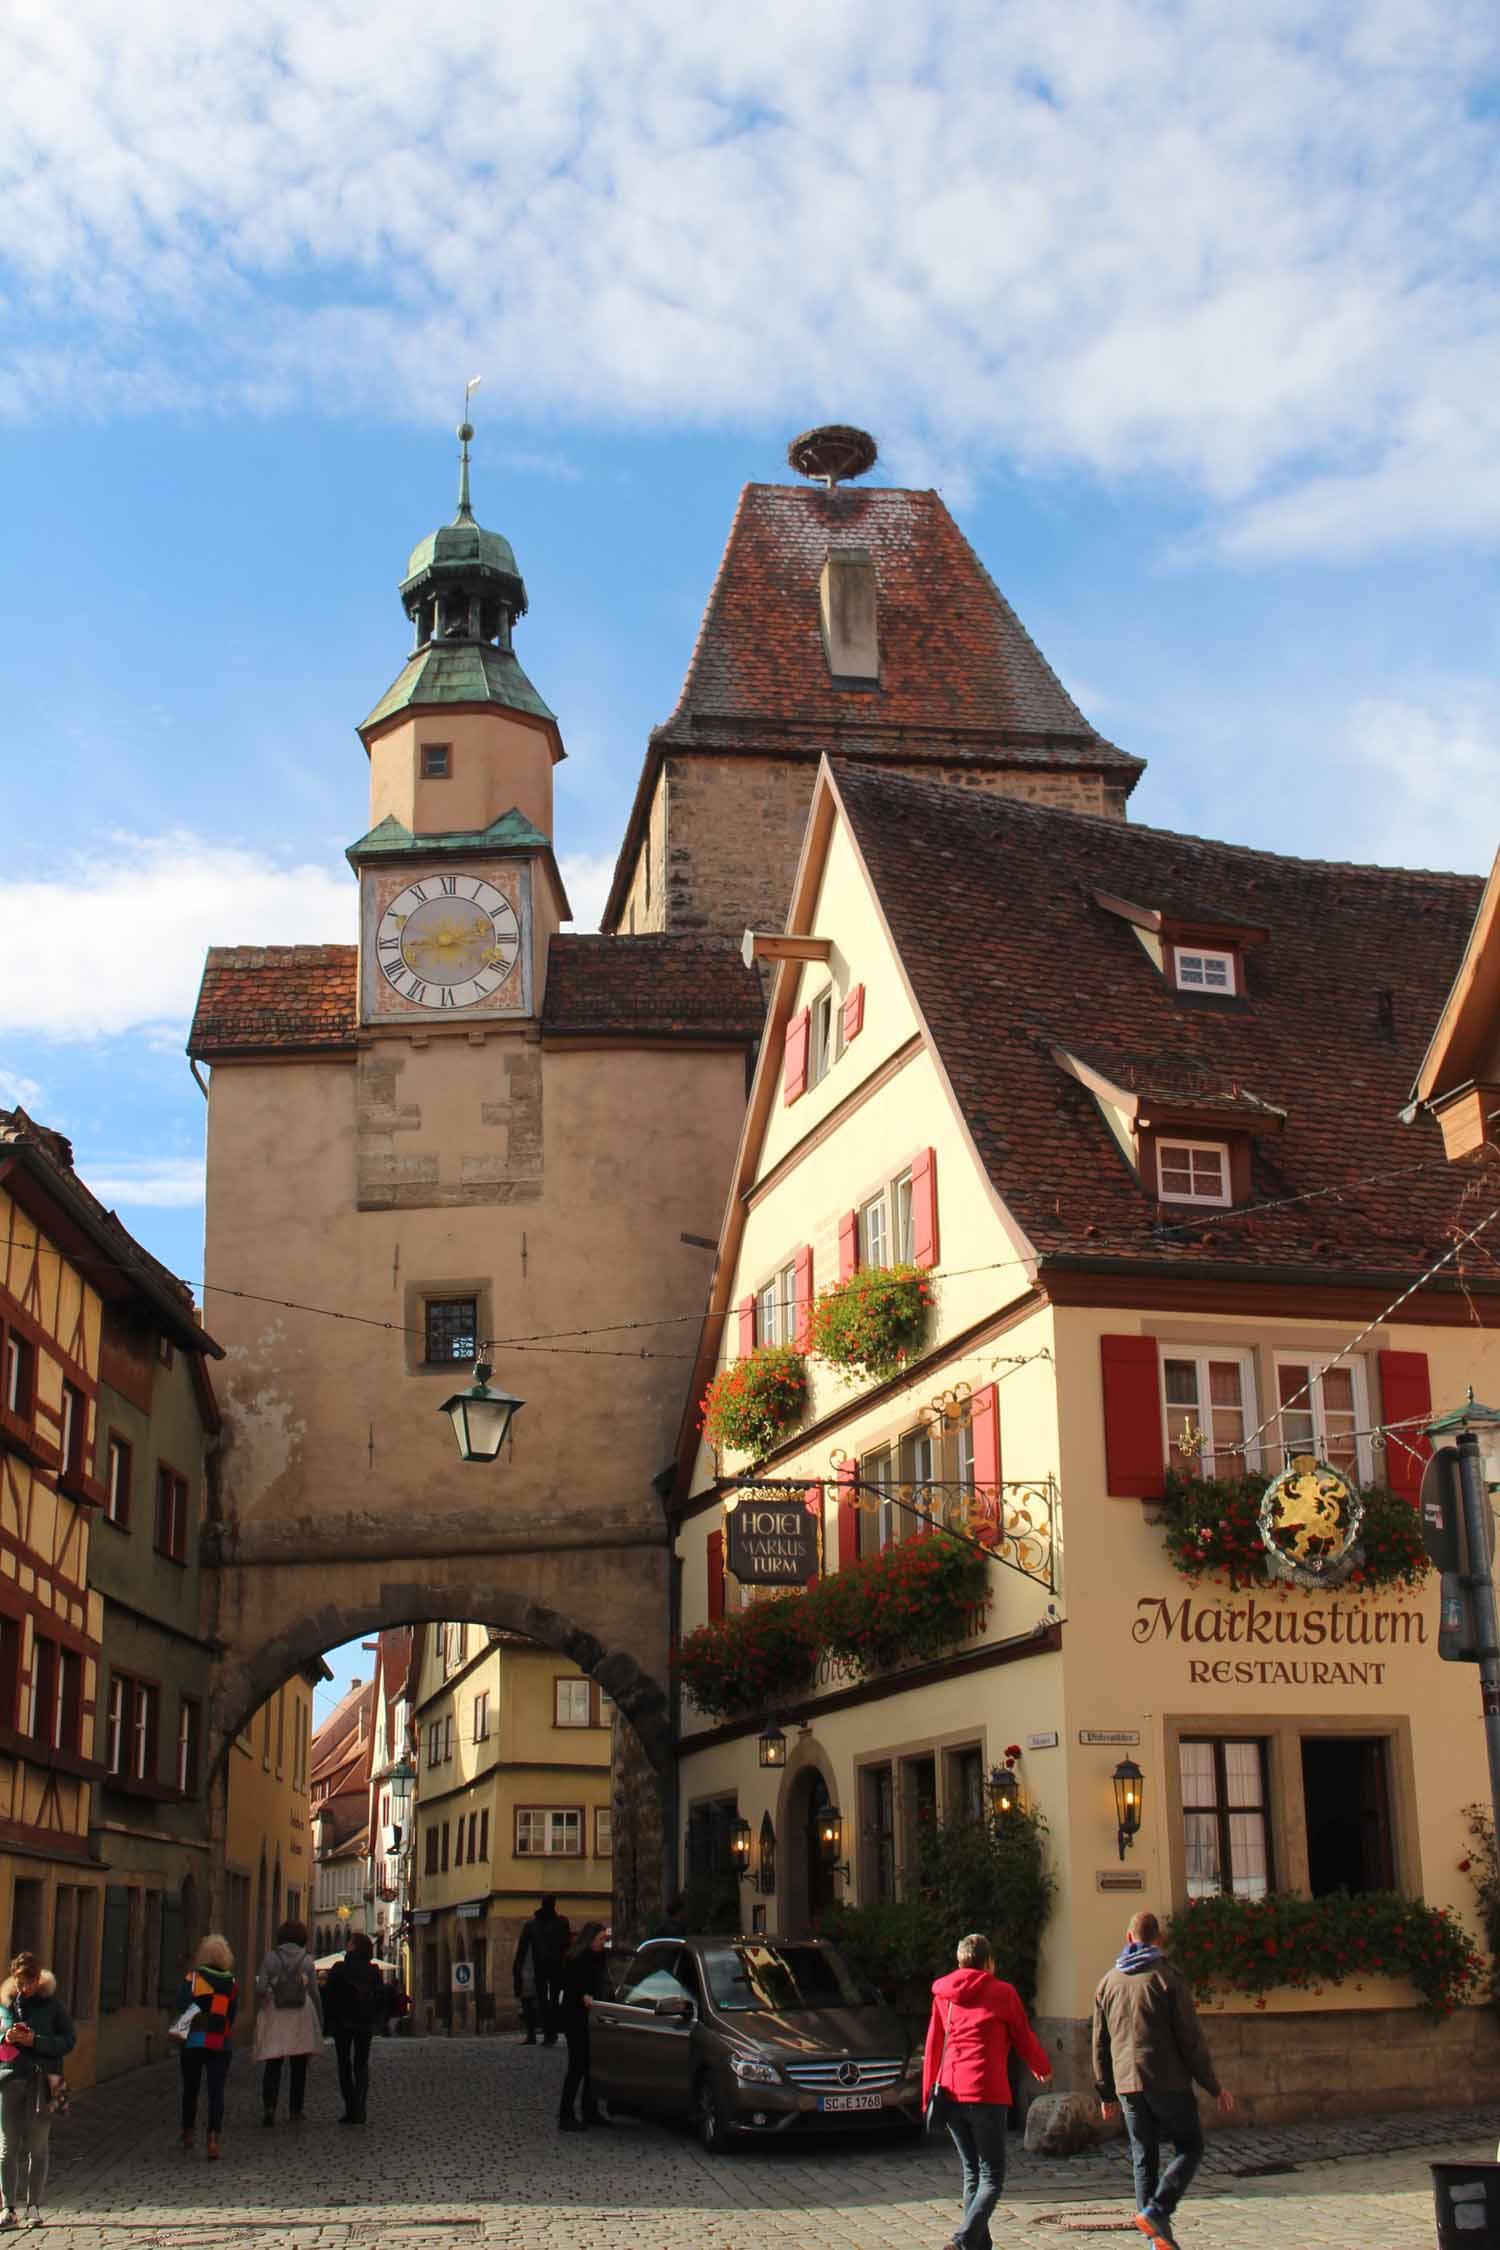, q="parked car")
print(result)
[588,1934,923,2151]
